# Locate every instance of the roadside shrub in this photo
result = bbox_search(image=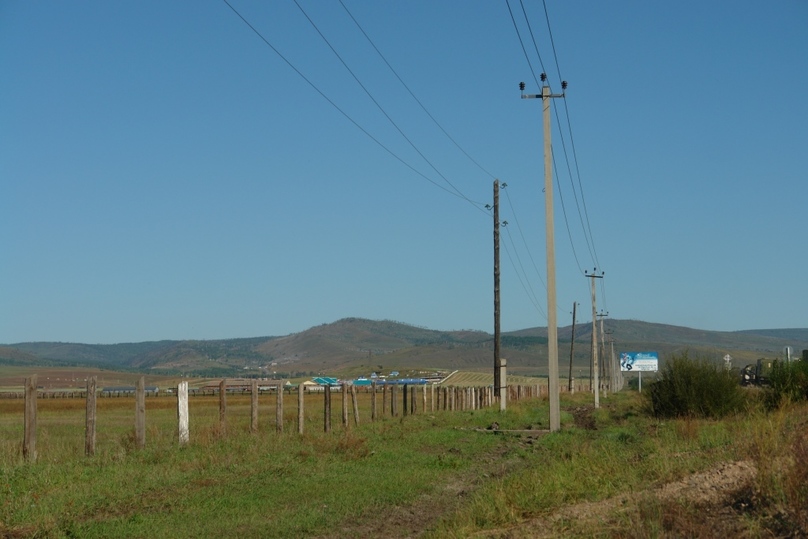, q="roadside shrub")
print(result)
[647,352,746,418]
[764,360,808,409]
